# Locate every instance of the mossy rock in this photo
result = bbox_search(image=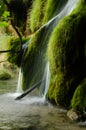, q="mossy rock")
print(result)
[29,0,46,32]
[0,69,12,80]
[29,0,68,32]
[47,2,86,107]
[43,0,67,24]
[71,78,86,112]
[7,37,29,67]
